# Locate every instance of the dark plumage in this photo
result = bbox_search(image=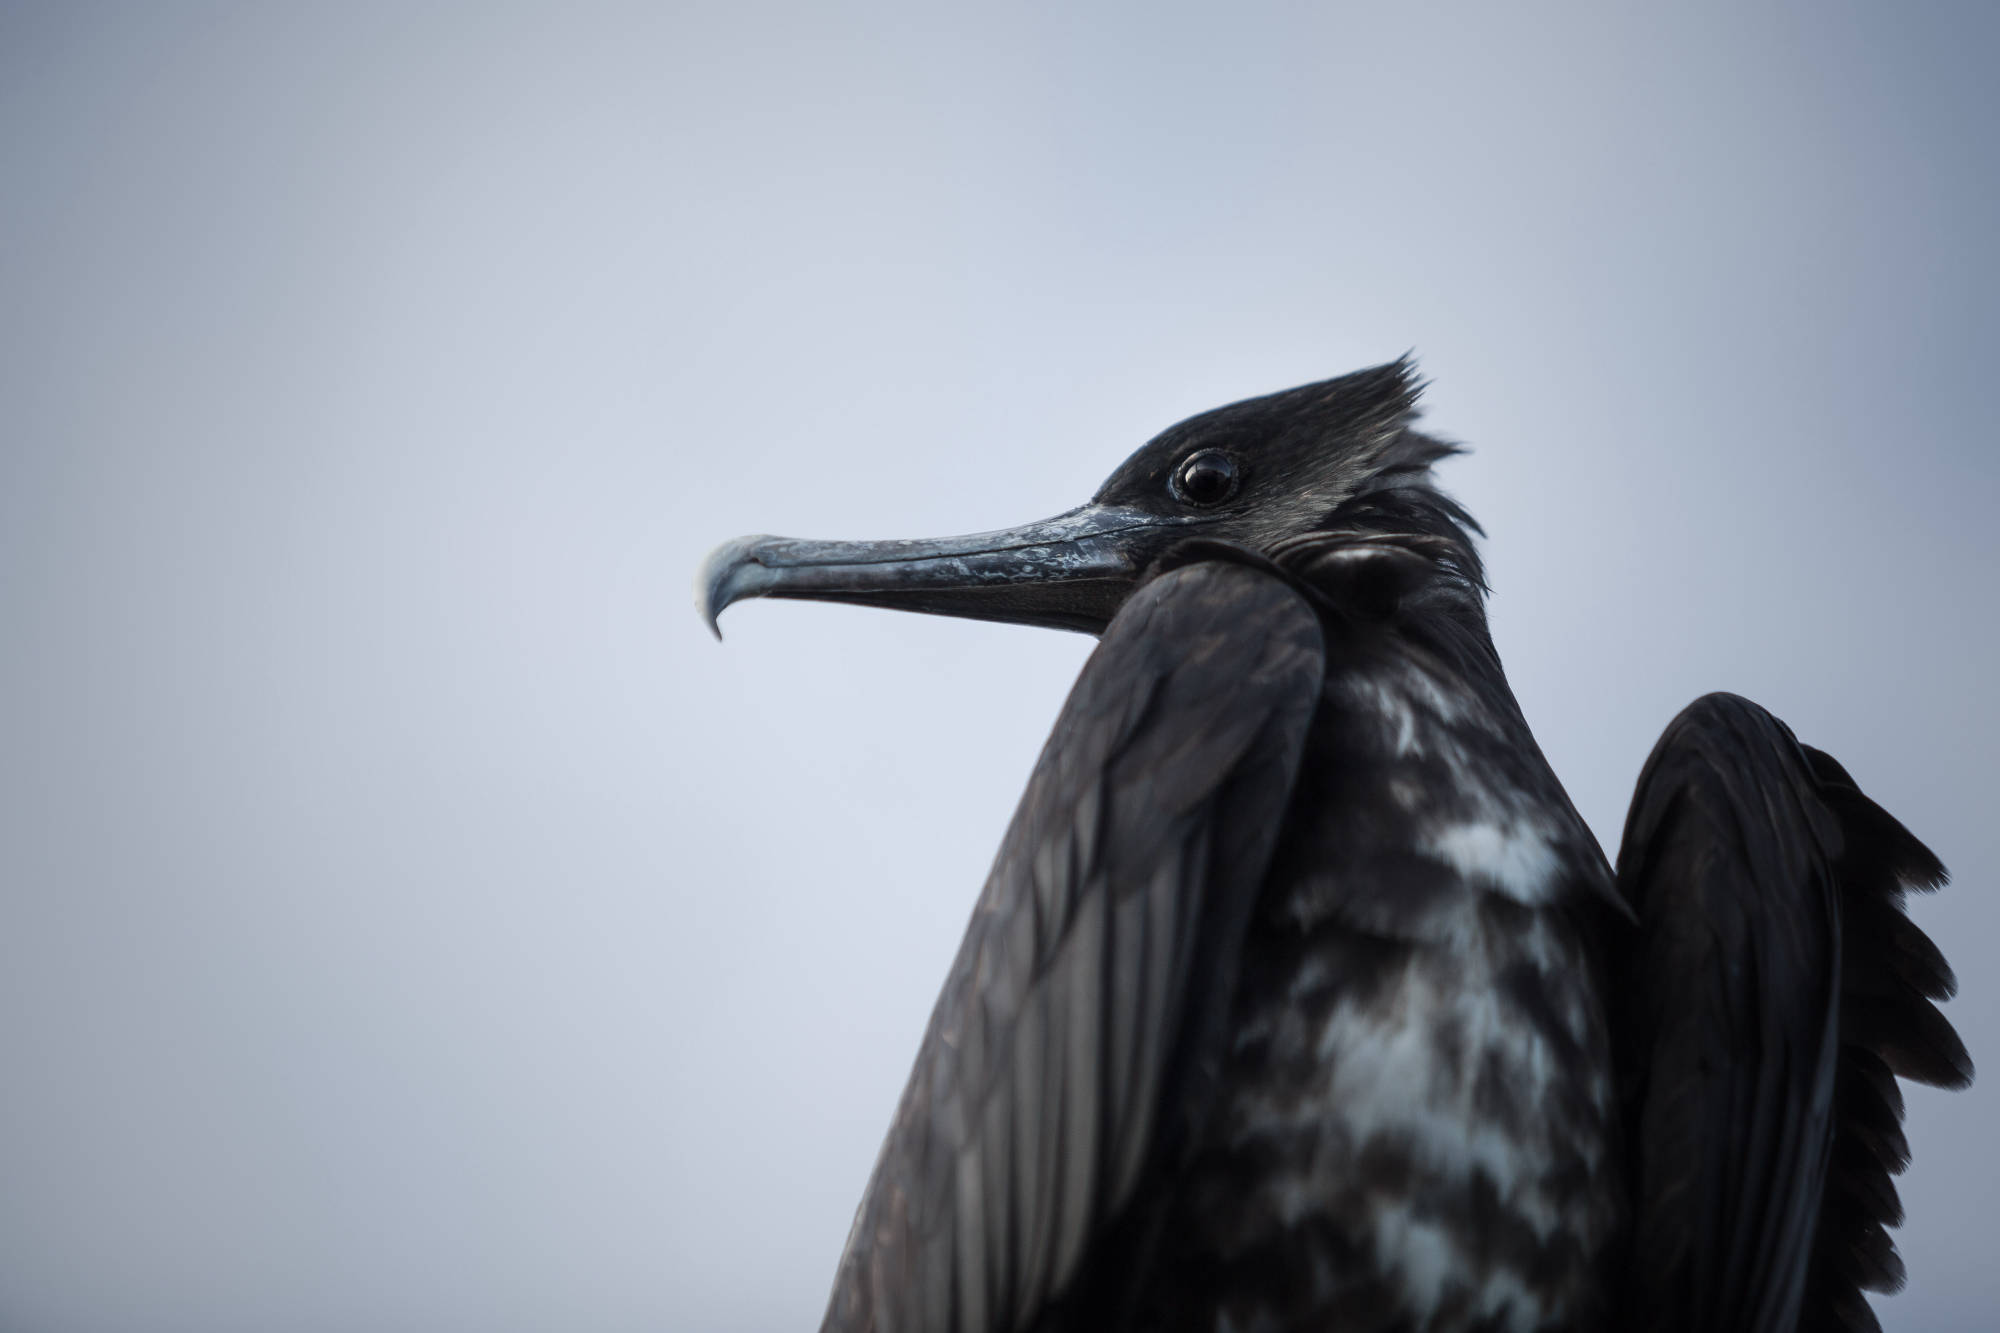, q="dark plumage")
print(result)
[1614,698,1969,1333]
[700,360,1969,1333]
